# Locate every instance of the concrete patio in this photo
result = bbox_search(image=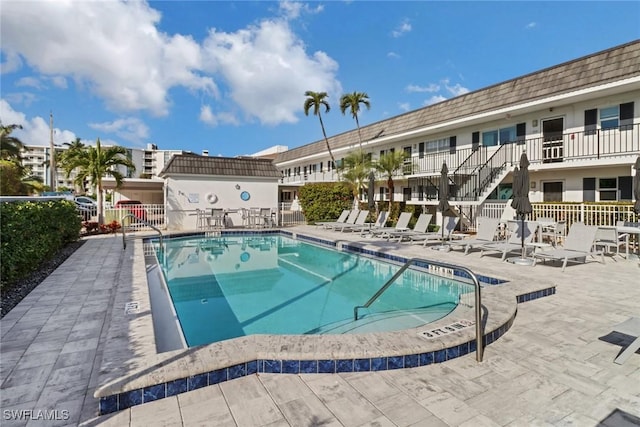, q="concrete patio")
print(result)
[1,227,639,426]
